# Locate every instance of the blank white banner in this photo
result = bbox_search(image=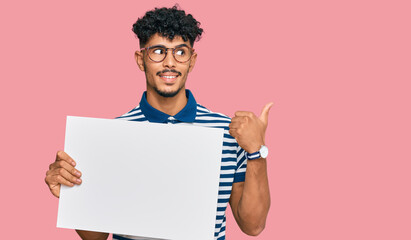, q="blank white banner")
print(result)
[57,116,223,240]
